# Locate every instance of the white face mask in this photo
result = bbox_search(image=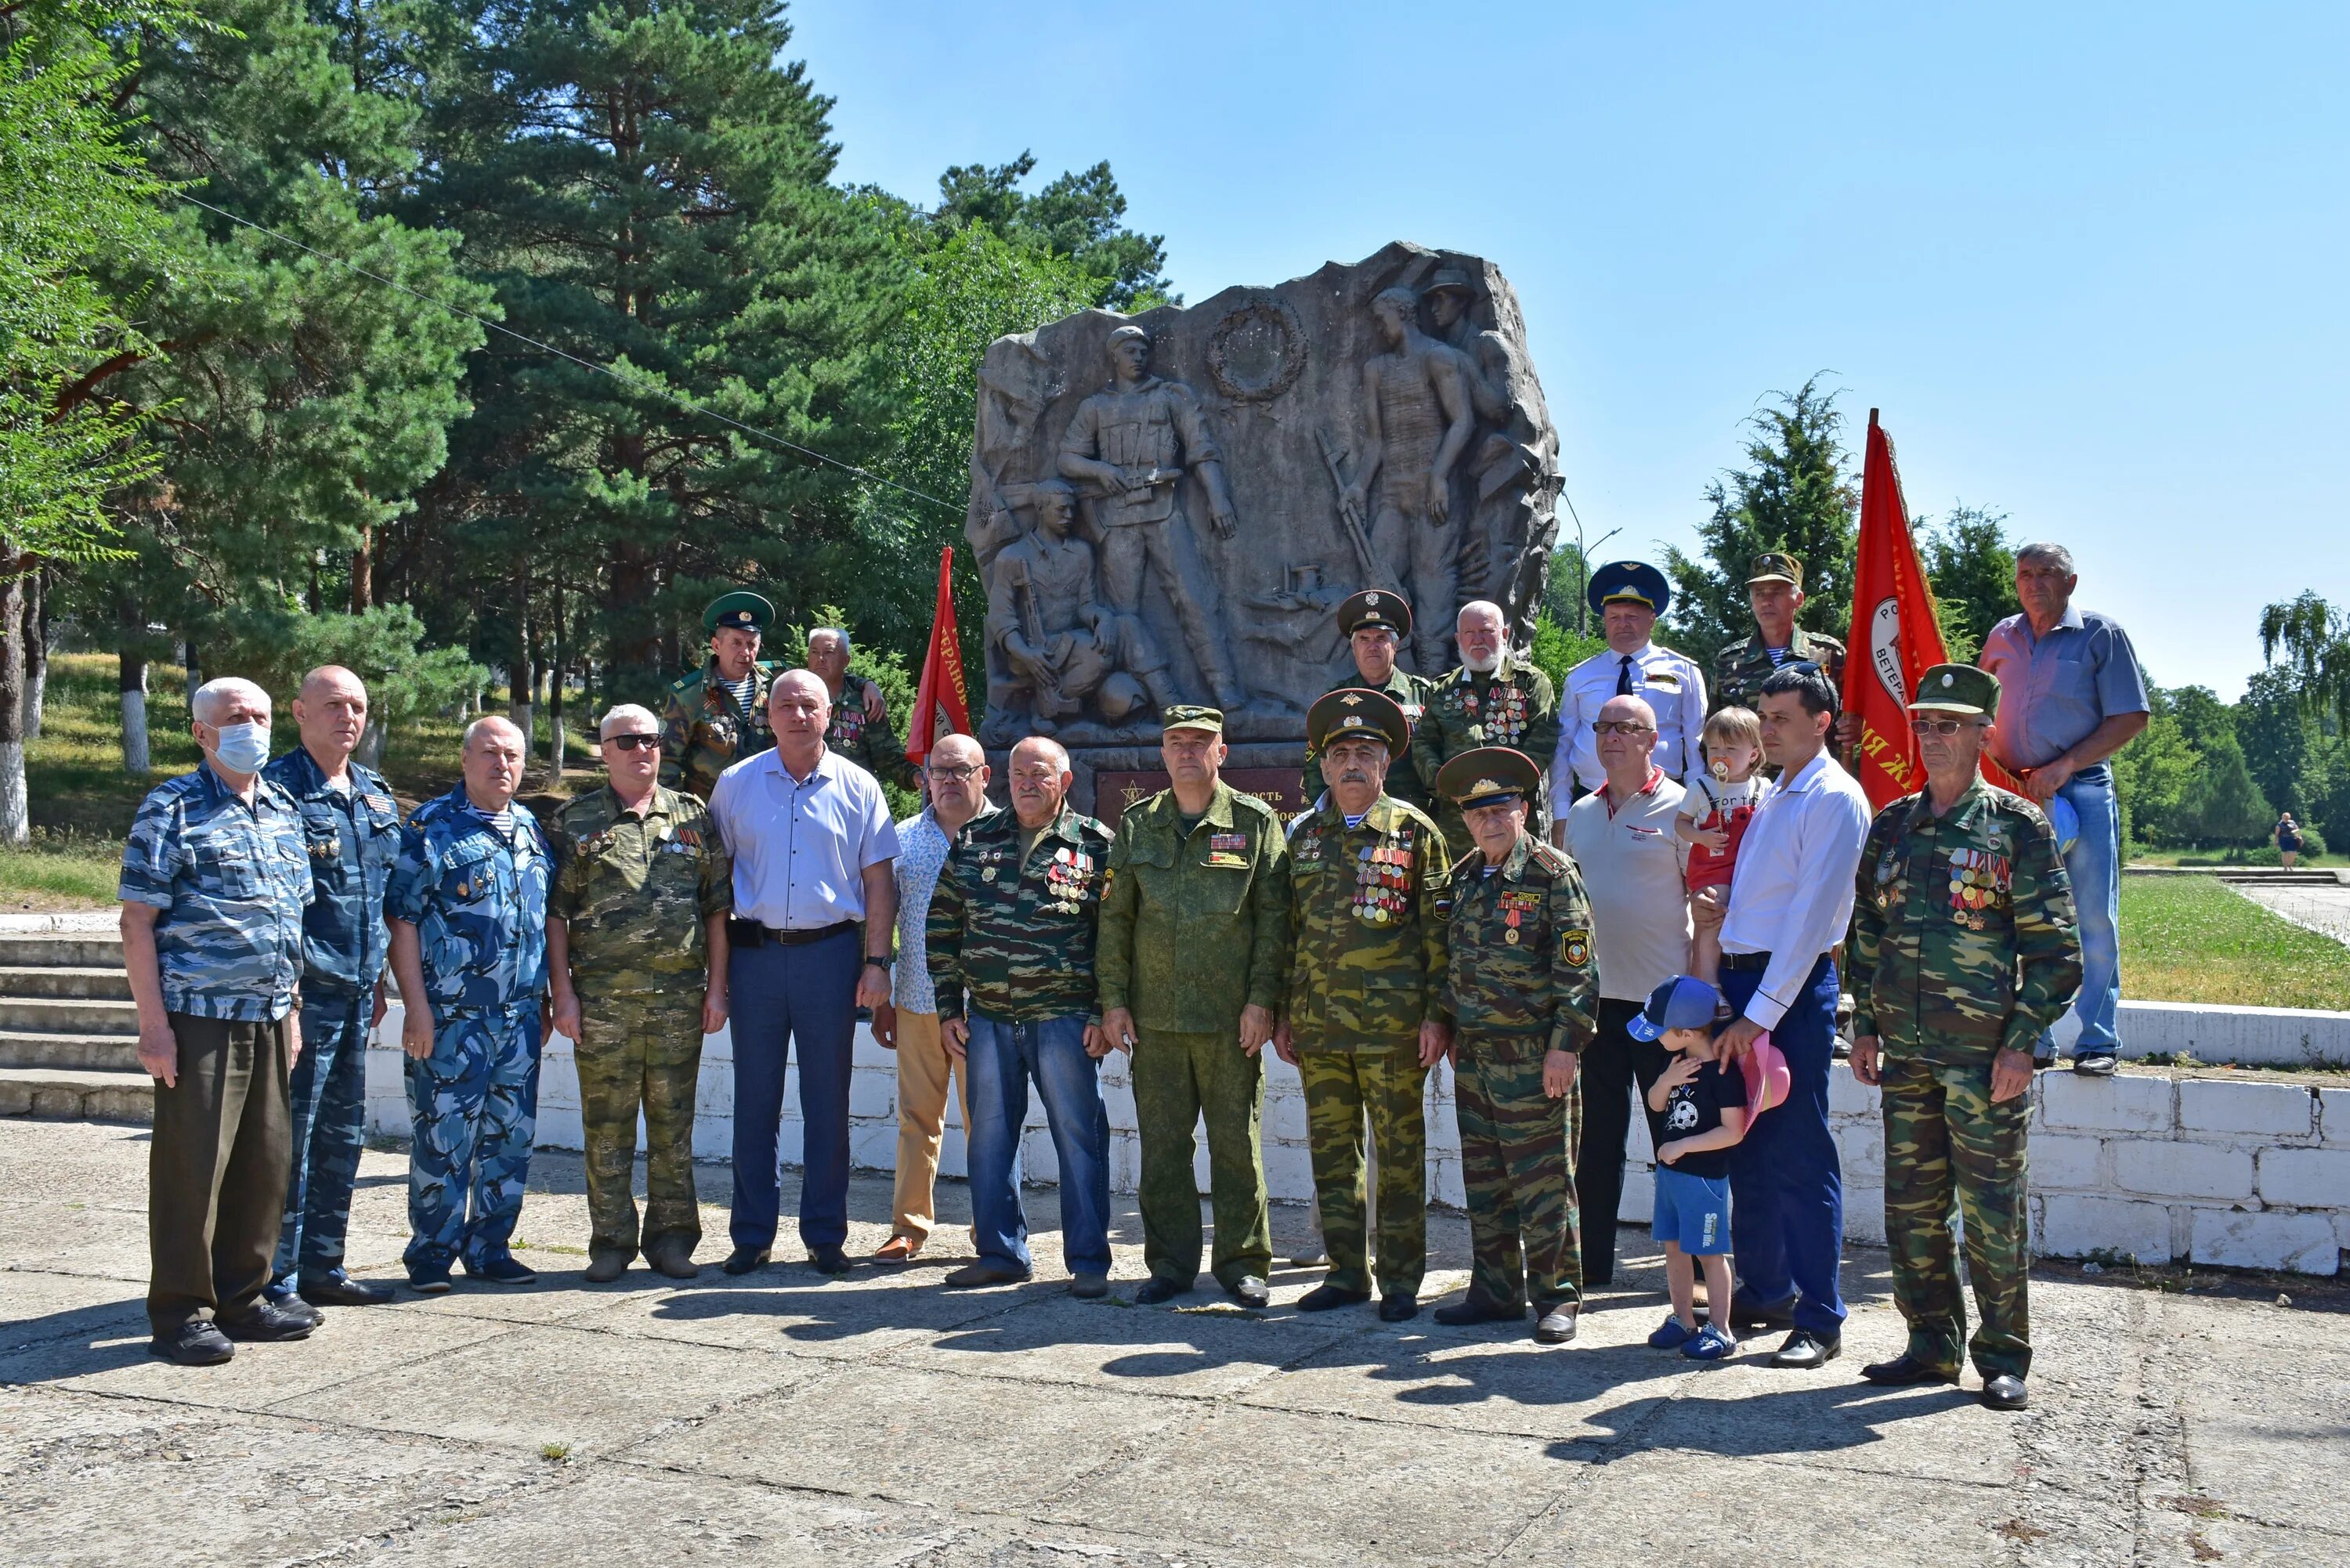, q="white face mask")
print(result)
[210,720,271,774]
